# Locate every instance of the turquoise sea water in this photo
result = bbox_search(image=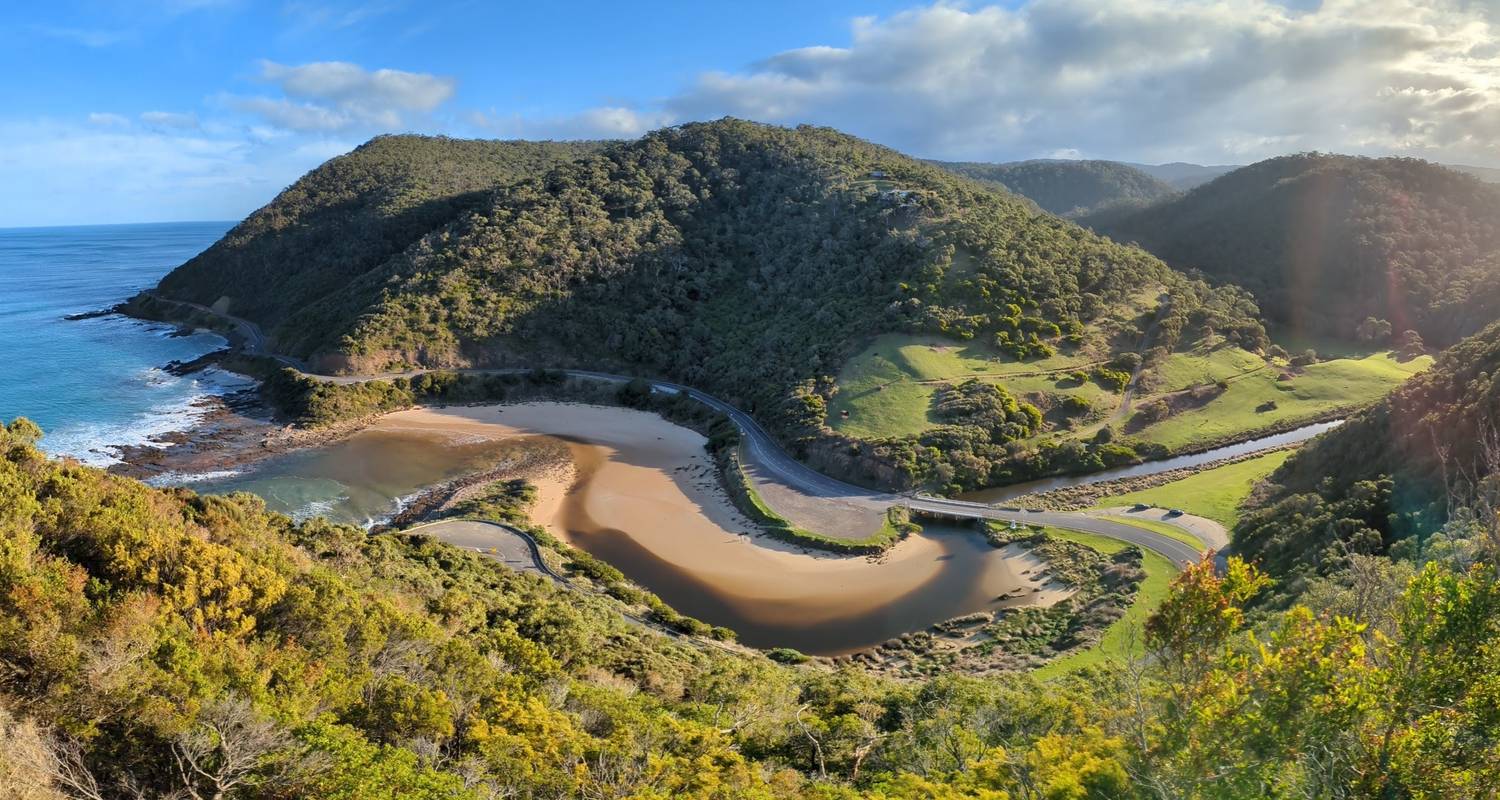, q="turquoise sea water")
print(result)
[0,221,252,465]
